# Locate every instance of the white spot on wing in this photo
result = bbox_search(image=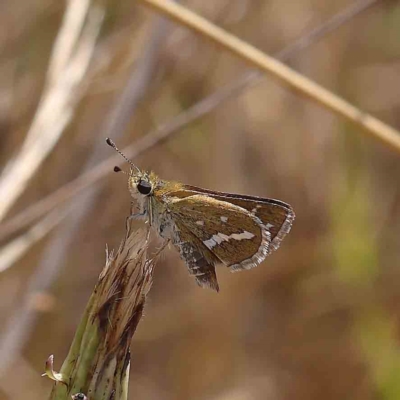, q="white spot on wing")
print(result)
[220,216,228,223]
[196,220,204,226]
[213,234,224,244]
[203,237,217,249]
[230,231,255,240]
[203,230,255,250]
